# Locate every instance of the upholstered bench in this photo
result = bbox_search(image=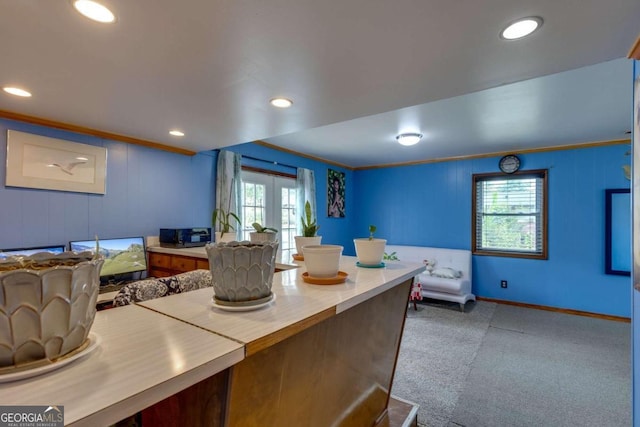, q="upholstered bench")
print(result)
[386,245,475,311]
[113,269,212,306]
